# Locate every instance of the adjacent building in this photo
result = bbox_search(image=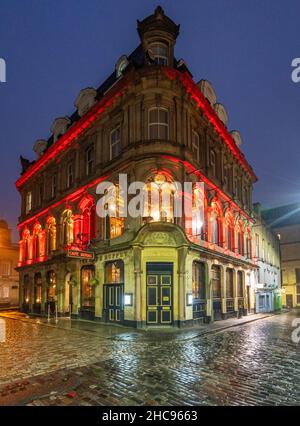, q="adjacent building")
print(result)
[263,203,300,309]
[0,219,19,308]
[252,204,281,312]
[16,7,276,328]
